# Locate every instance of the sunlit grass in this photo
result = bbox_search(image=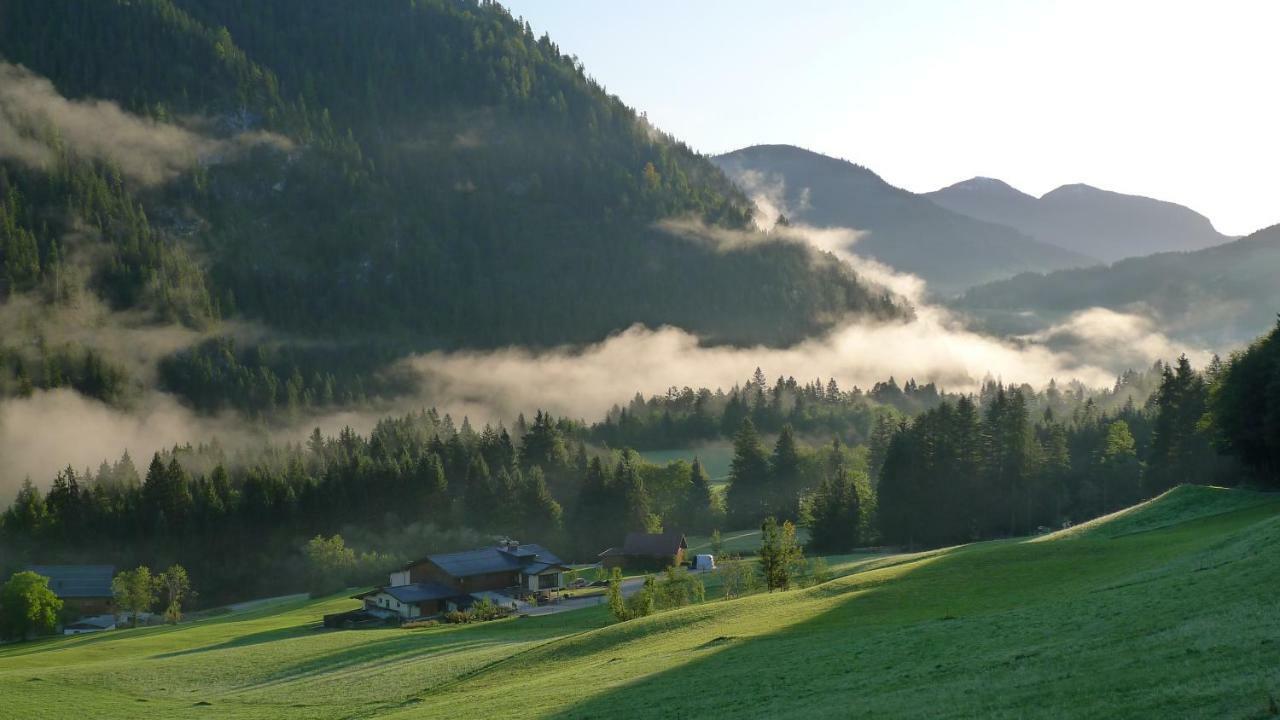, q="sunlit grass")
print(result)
[3,486,1277,719]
